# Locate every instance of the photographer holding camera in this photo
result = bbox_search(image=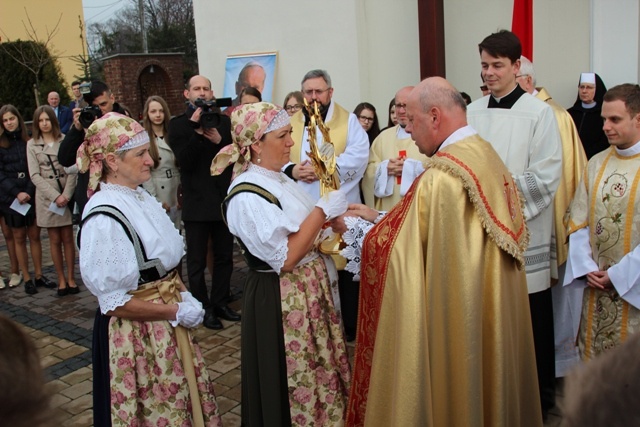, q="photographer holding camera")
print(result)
[58,81,128,214]
[168,75,240,330]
